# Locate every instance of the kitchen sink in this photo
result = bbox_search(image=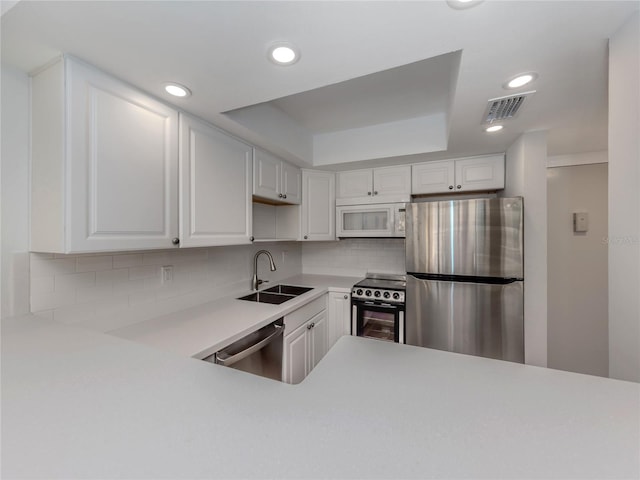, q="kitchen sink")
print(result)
[237,292,295,305]
[263,285,313,296]
[237,284,313,305]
